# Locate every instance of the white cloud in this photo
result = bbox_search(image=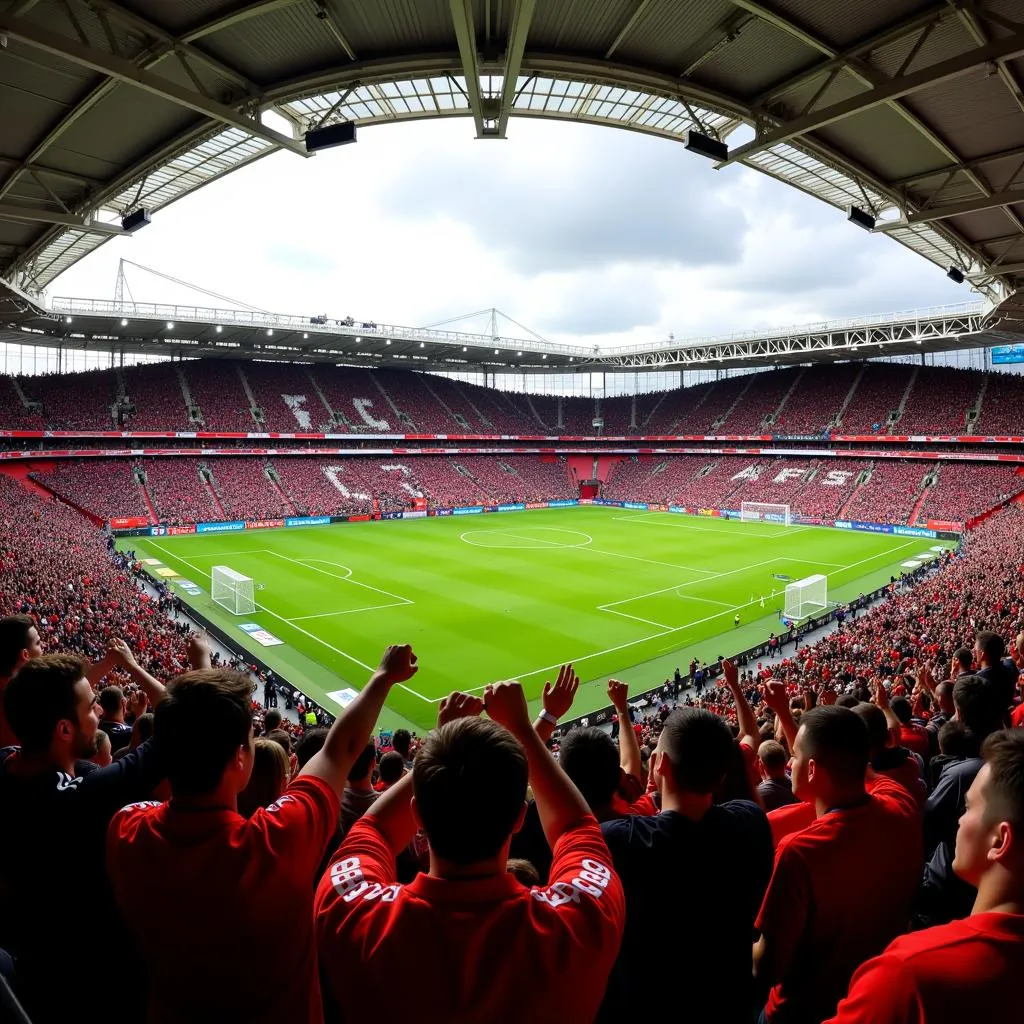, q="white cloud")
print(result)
[52,117,968,349]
